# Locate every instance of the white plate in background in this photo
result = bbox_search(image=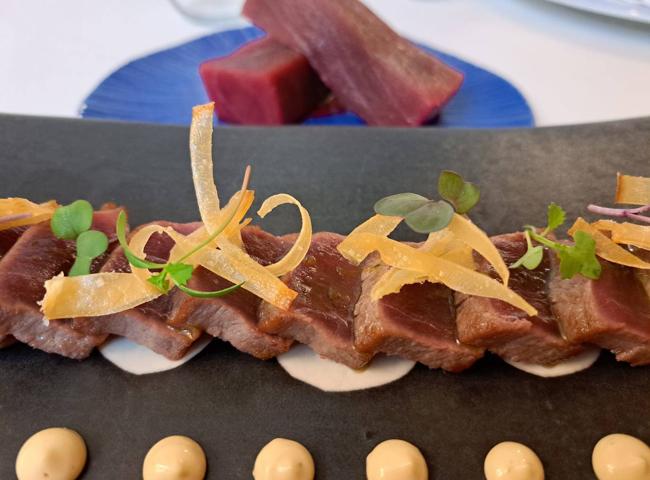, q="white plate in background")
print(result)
[544,0,650,24]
